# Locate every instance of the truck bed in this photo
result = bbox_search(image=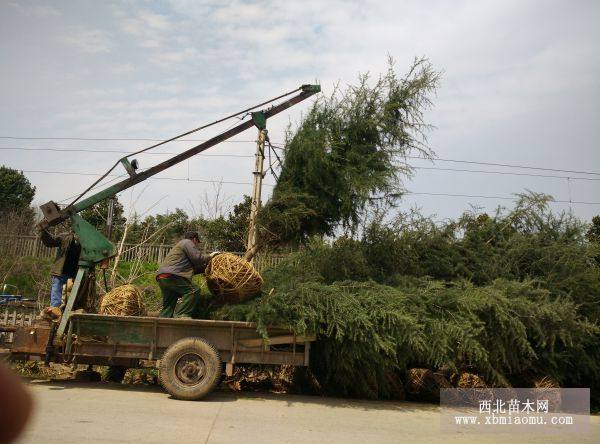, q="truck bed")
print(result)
[9,313,315,373]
